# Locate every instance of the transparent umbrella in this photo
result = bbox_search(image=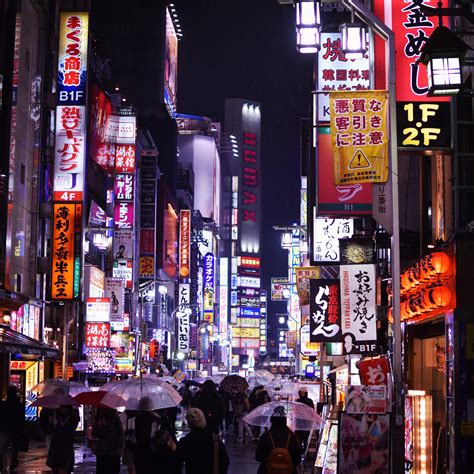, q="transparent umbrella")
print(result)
[32,379,89,397]
[247,375,272,389]
[31,393,79,409]
[253,370,274,381]
[244,401,322,432]
[100,378,182,411]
